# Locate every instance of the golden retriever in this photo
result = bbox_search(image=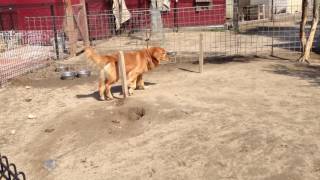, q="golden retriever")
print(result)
[85,46,169,100]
